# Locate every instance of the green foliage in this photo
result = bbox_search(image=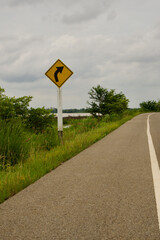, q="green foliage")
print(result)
[101,109,140,123]
[0,87,57,168]
[63,108,87,113]
[31,127,59,151]
[0,112,141,203]
[0,88,15,119]
[0,86,55,133]
[140,100,158,112]
[13,96,32,118]
[62,117,100,143]
[0,87,32,120]
[87,85,129,117]
[26,107,54,133]
[70,117,99,133]
[0,119,31,168]
[0,87,5,96]
[156,100,160,112]
[51,108,87,113]
[41,127,59,150]
[0,97,15,120]
[101,114,111,122]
